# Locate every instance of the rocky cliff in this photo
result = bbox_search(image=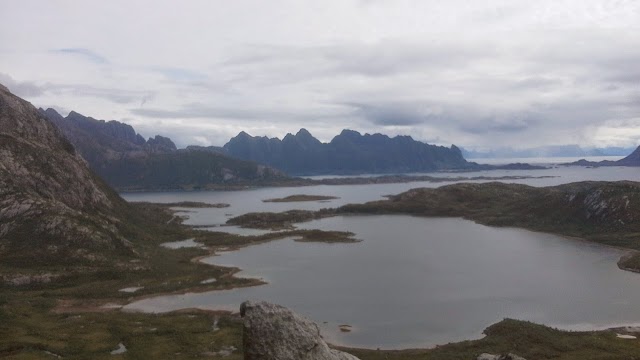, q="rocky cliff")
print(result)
[240,301,359,360]
[0,84,133,267]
